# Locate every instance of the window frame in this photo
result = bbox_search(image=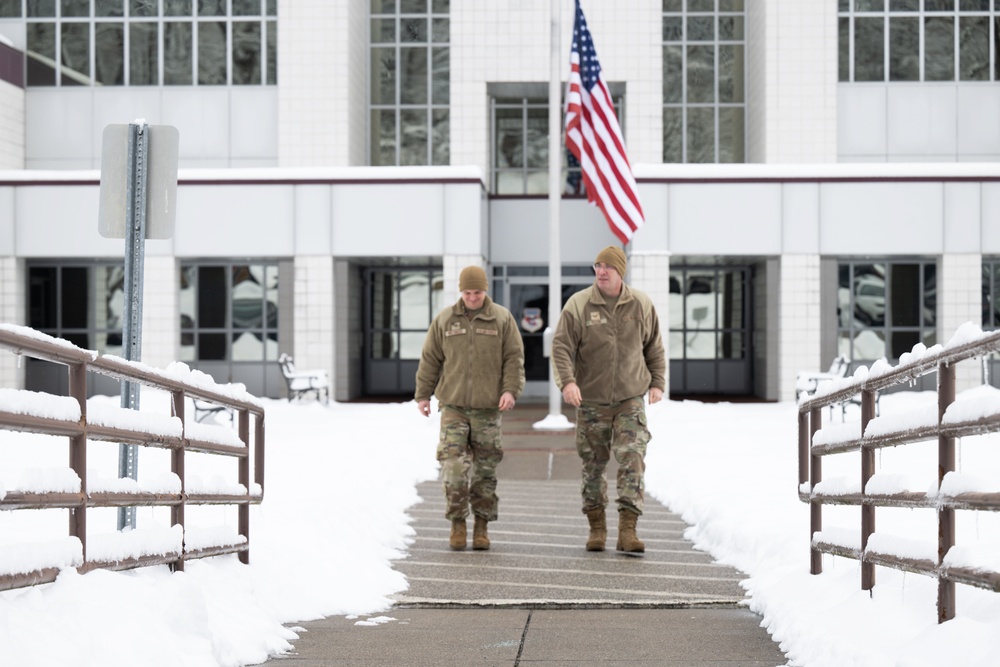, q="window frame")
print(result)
[368,0,450,166]
[9,0,277,87]
[486,82,624,196]
[662,0,747,164]
[836,258,937,364]
[838,1,1000,82]
[25,259,126,356]
[179,261,281,365]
